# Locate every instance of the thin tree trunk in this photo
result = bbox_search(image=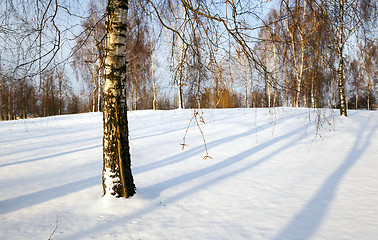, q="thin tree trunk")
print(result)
[249,66,254,108]
[311,75,316,108]
[177,44,185,109]
[151,47,157,110]
[177,4,189,109]
[194,34,201,109]
[132,76,138,110]
[94,15,103,113]
[243,52,248,108]
[195,57,201,108]
[102,0,135,198]
[300,1,307,107]
[367,84,371,110]
[8,85,11,120]
[0,73,2,121]
[59,80,62,115]
[286,2,306,108]
[265,34,271,108]
[337,0,347,116]
[93,84,97,112]
[269,22,278,108]
[97,66,102,112]
[298,34,305,107]
[164,2,188,109]
[91,36,97,112]
[311,3,317,109]
[285,54,290,107]
[273,37,278,107]
[196,74,201,108]
[286,21,299,107]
